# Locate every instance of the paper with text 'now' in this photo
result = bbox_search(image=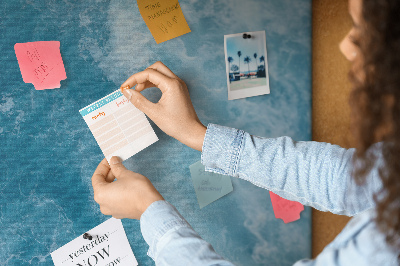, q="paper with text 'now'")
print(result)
[51,218,137,266]
[79,89,158,162]
[14,41,67,90]
[137,0,191,44]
